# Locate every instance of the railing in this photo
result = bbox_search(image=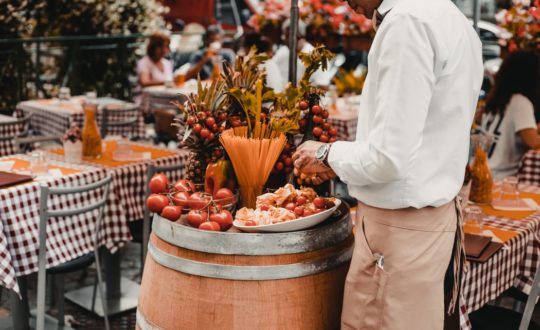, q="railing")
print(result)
[0,32,201,115]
